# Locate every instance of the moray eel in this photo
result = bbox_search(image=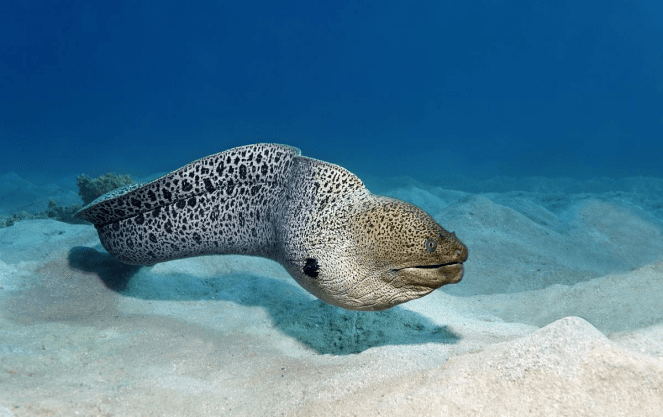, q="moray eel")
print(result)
[76,143,468,311]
